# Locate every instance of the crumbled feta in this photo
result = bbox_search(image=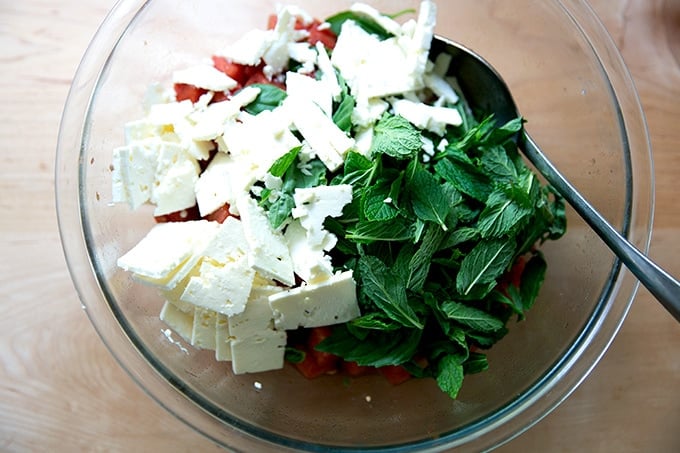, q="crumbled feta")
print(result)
[291,184,353,249]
